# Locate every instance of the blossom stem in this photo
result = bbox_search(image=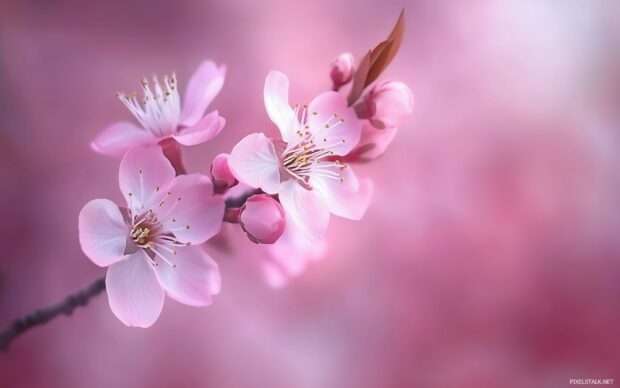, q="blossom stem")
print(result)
[0,276,106,351]
[224,188,262,208]
[160,138,187,175]
[224,208,241,223]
